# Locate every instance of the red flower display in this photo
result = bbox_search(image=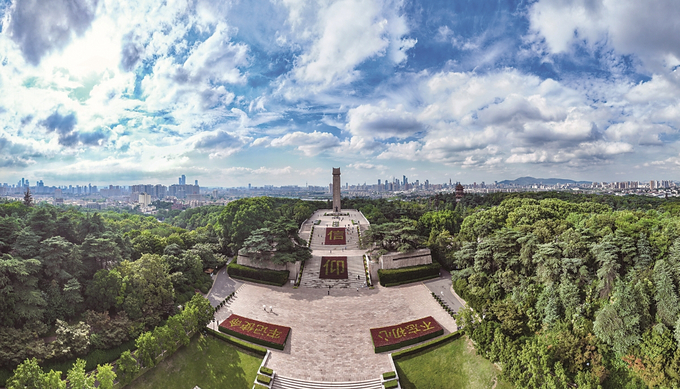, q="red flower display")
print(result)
[219,314,291,349]
[324,227,347,245]
[319,256,348,279]
[370,316,444,353]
